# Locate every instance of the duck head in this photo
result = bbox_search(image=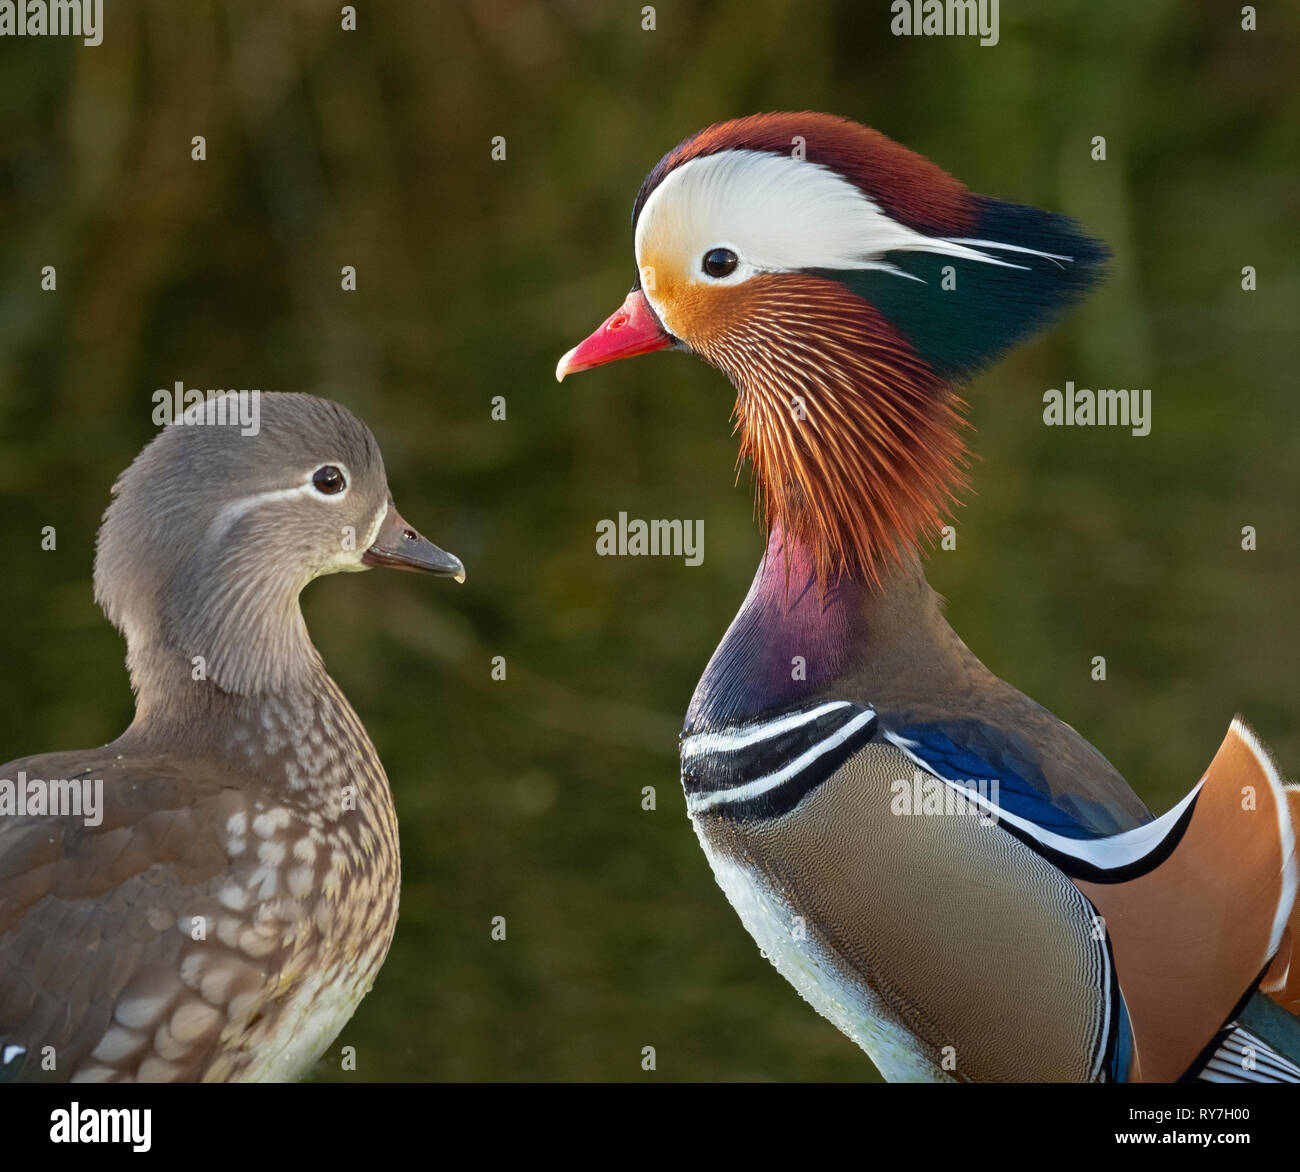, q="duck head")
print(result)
[558,112,1108,587]
[94,392,464,697]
